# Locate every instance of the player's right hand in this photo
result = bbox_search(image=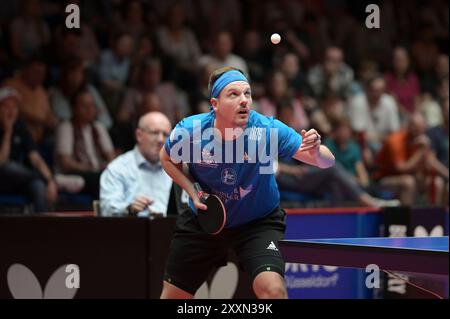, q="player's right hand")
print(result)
[193,197,208,211]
